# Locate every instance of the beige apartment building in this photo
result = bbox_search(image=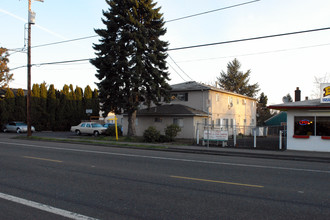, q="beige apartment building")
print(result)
[122,81,257,139]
